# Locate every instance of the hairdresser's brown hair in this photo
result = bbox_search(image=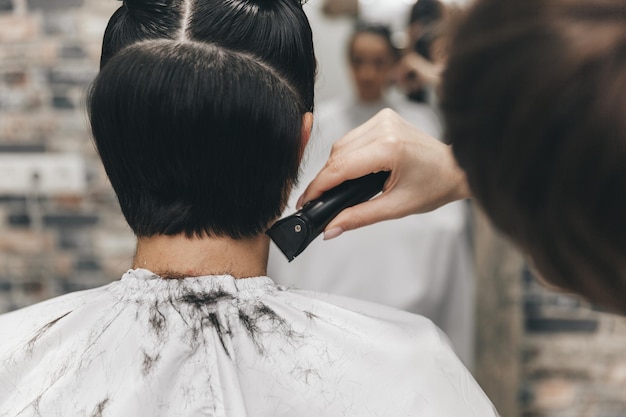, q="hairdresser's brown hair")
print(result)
[442,0,626,313]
